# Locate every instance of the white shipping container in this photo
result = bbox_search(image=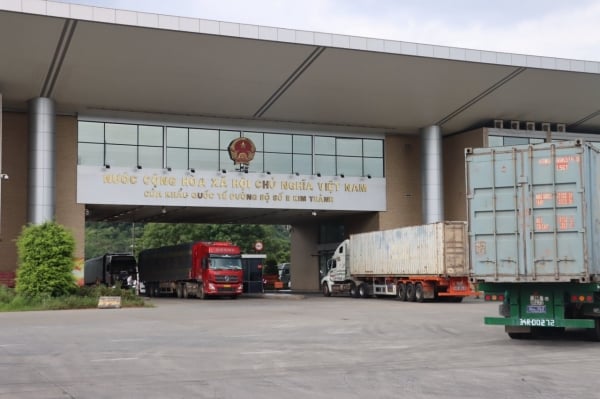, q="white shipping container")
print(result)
[348,221,468,277]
